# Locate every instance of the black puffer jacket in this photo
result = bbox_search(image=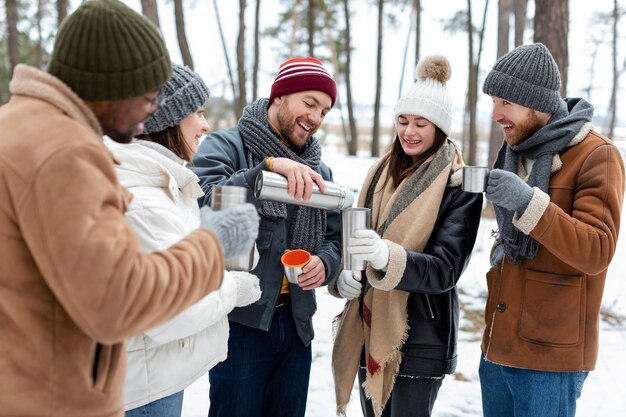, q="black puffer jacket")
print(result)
[394,185,482,377]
